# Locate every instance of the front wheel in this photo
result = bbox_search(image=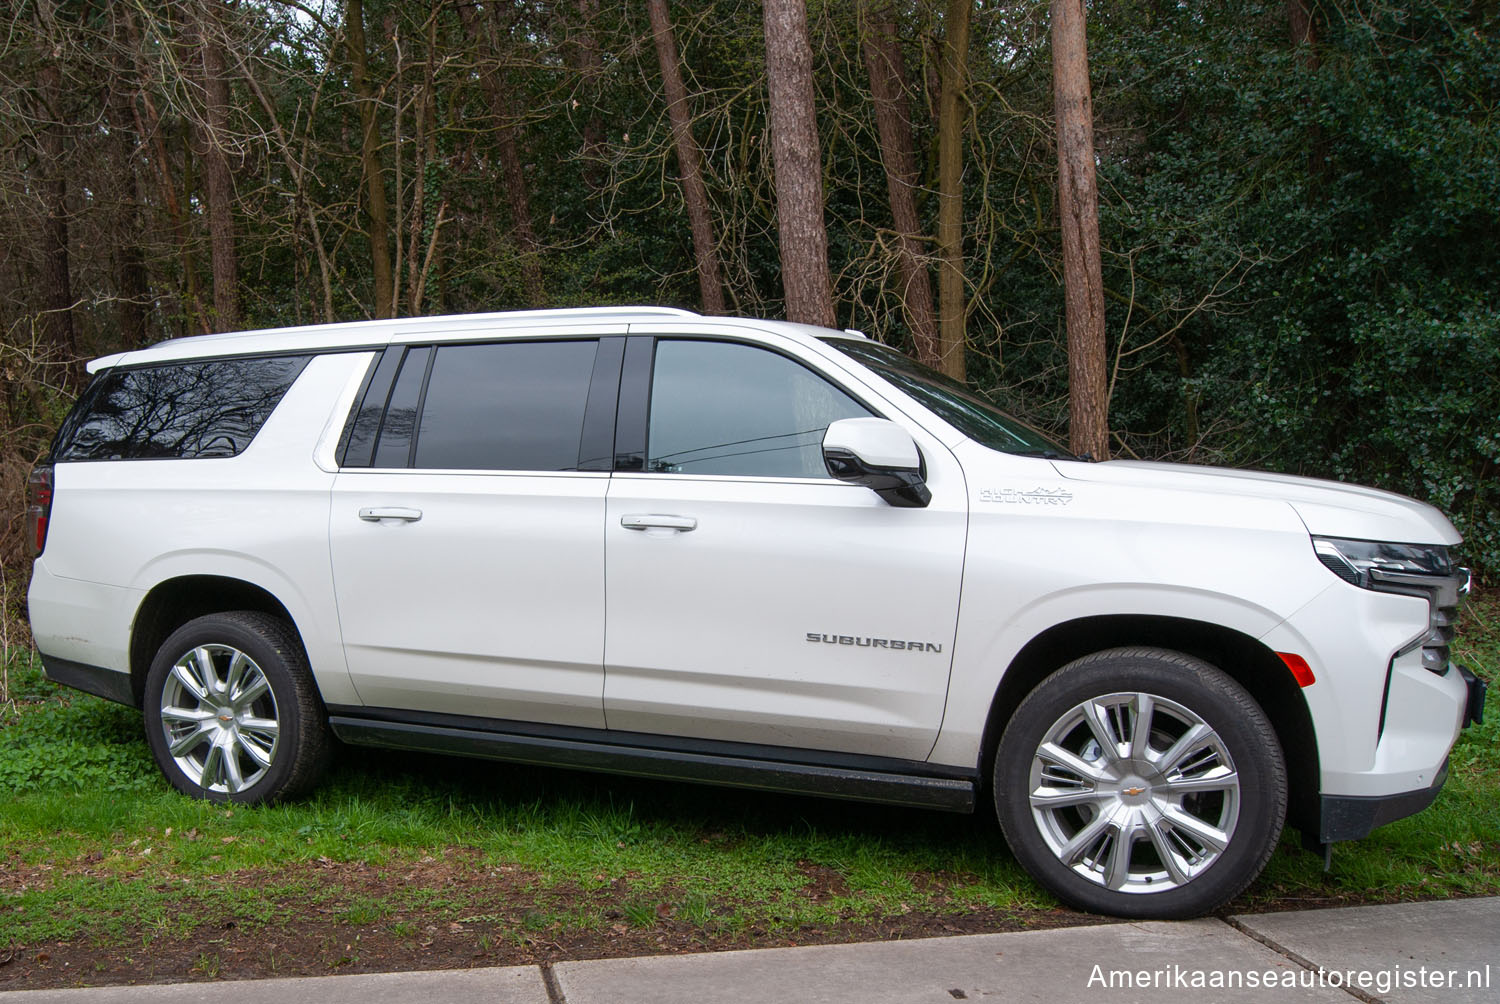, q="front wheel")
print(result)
[995,647,1287,918]
[143,611,330,805]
